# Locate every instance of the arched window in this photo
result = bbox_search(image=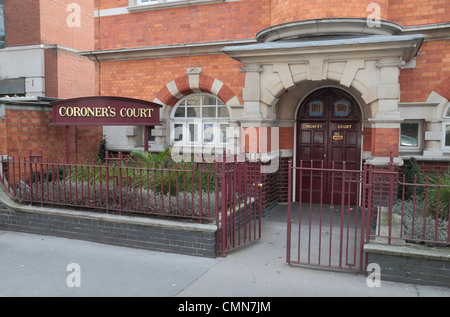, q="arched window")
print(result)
[170,93,230,147]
